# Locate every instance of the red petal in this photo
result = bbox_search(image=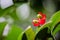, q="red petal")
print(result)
[38,12,43,16]
[38,18,46,25]
[42,14,46,19]
[32,22,40,26]
[32,19,40,26]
